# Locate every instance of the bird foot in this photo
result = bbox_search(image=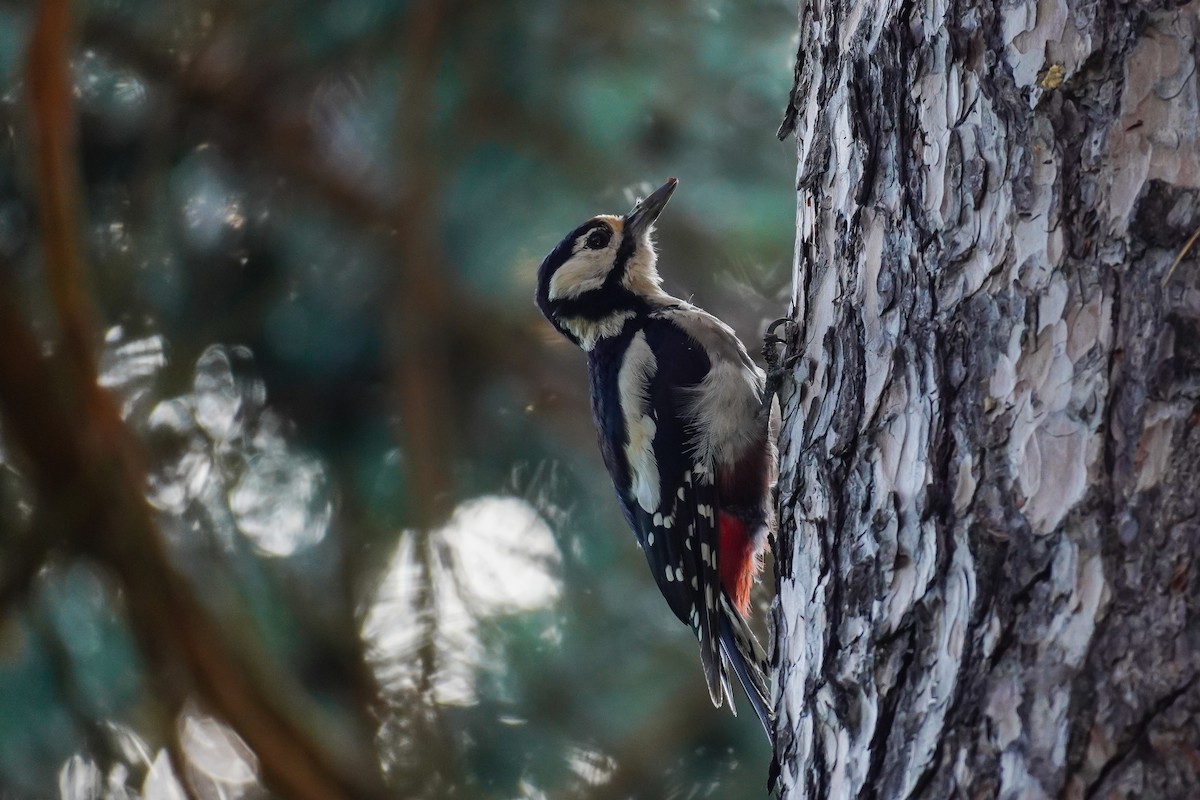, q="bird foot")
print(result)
[761,317,795,409]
